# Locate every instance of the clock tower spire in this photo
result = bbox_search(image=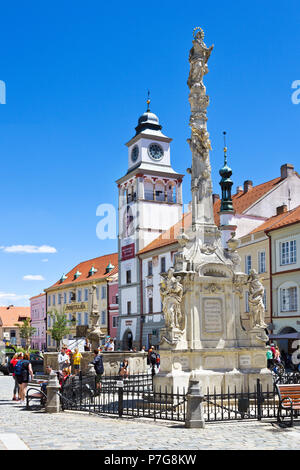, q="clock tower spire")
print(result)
[116,103,184,350]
